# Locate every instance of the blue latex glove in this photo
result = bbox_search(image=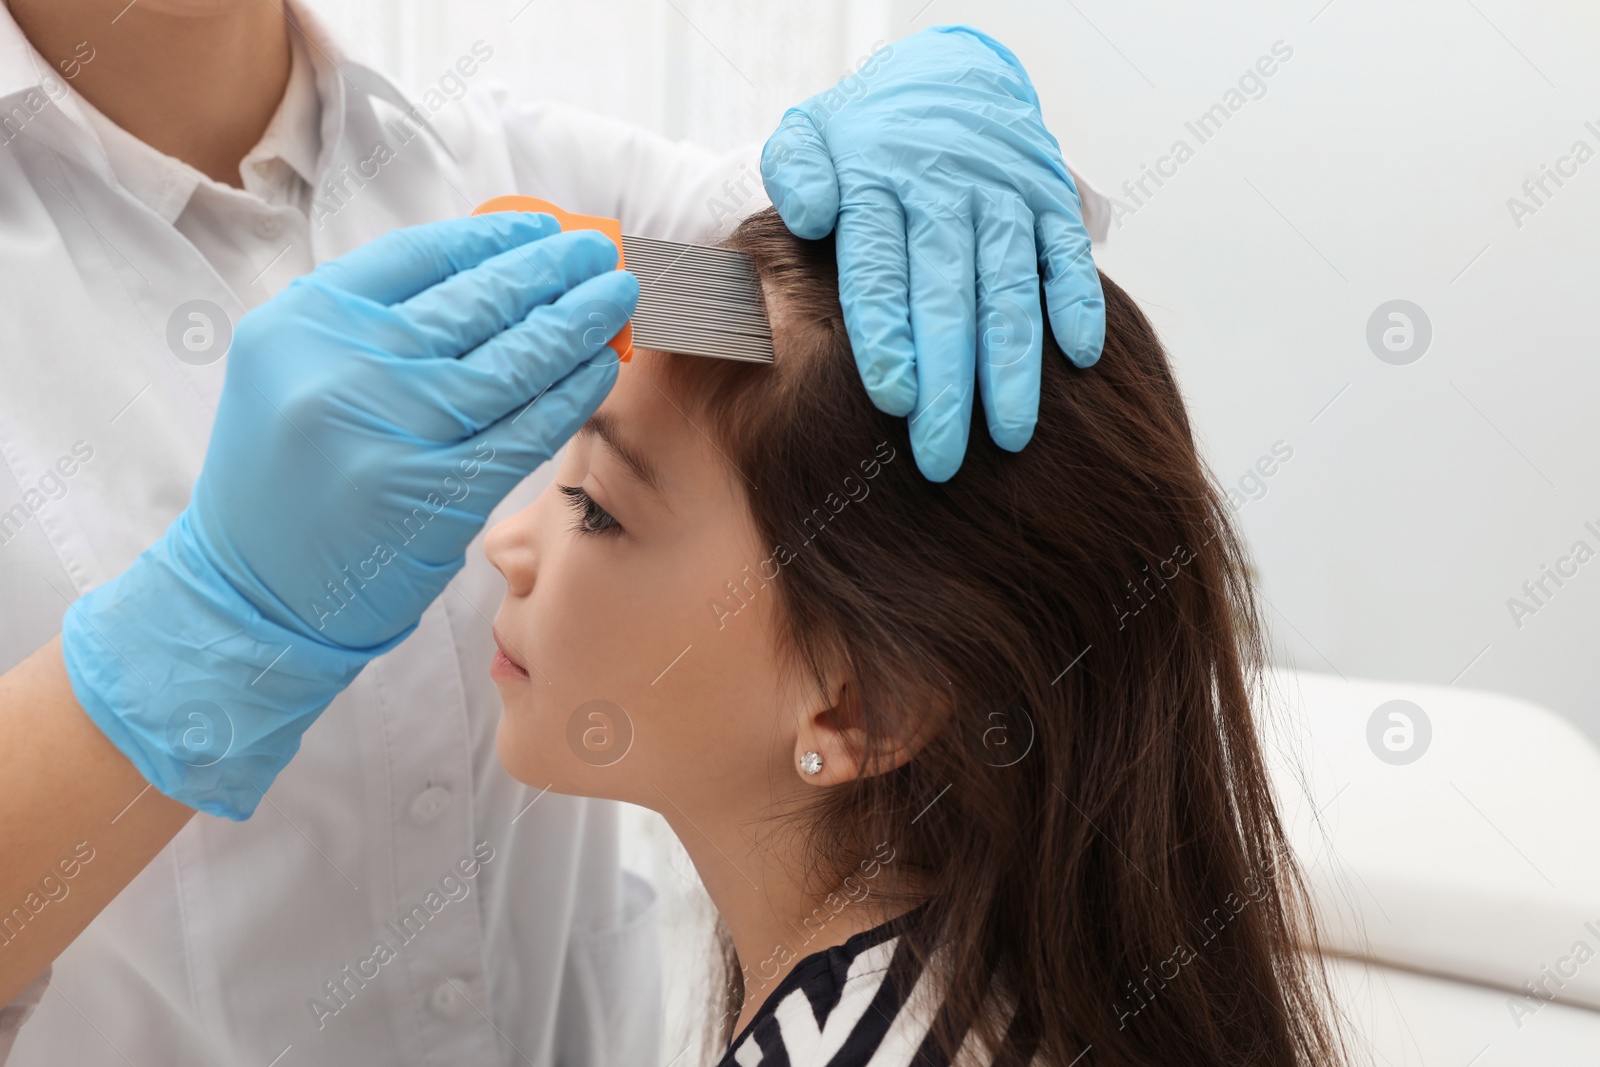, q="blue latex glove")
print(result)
[761,25,1104,482]
[61,214,636,819]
